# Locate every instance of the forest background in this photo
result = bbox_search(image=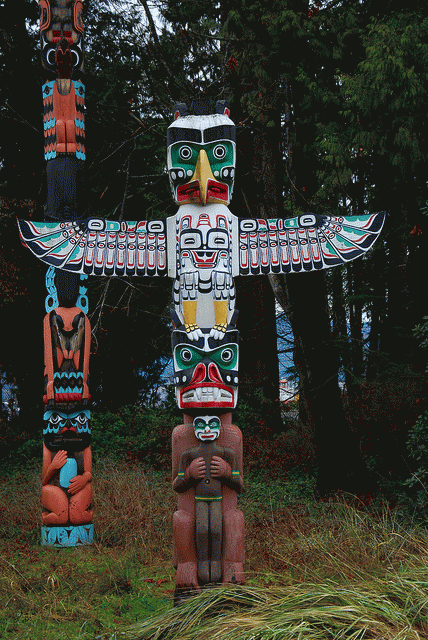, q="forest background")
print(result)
[0,0,428,504]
